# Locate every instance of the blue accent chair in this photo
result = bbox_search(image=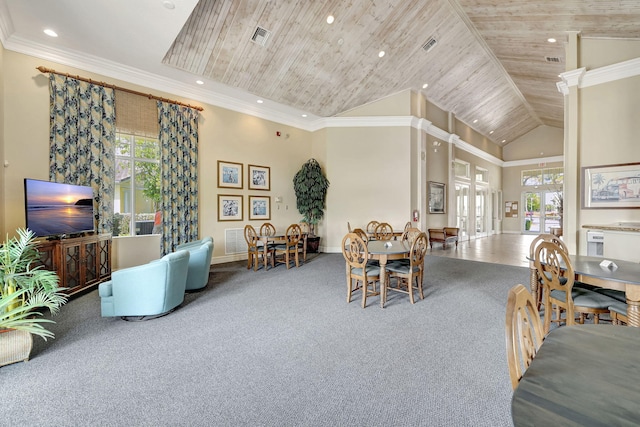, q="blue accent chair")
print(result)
[99,250,190,319]
[176,238,214,292]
